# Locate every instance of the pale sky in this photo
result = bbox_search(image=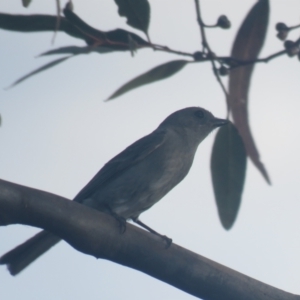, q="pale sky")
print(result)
[0,1,300,299]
